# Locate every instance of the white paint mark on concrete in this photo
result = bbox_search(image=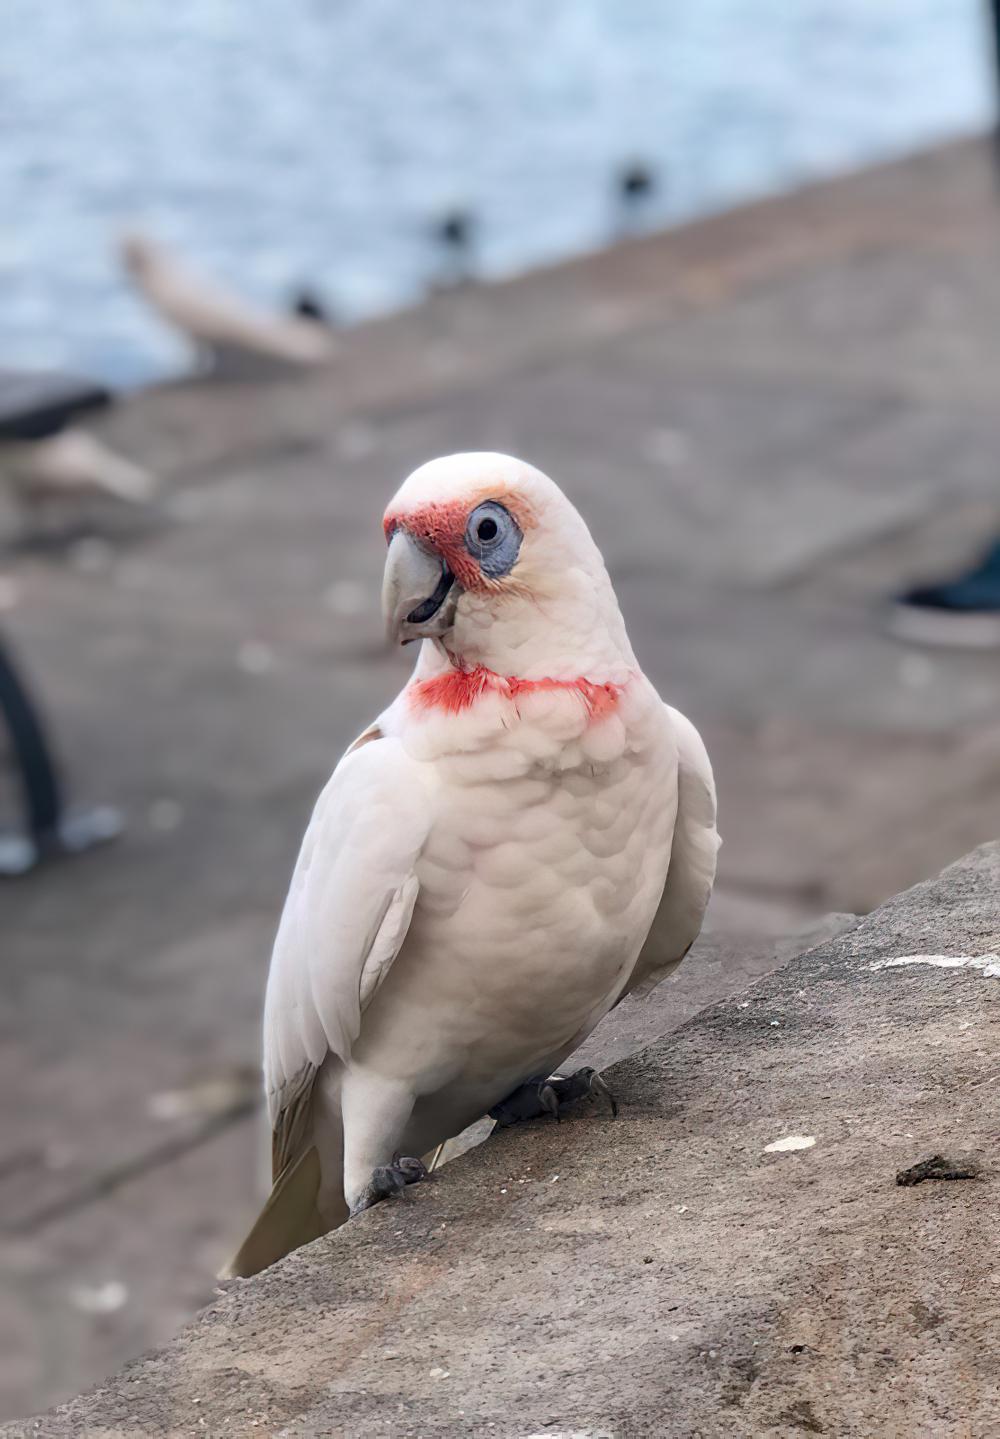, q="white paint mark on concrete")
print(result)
[70,1281,128,1314]
[897,653,934,690]
[147,797,184,833]
[764,1134,816,1153]
[237,640,276,675]
[322,578,368,616]
[521,1432,617,1439]
[335,420,379,461]
[869,954,1000,977]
